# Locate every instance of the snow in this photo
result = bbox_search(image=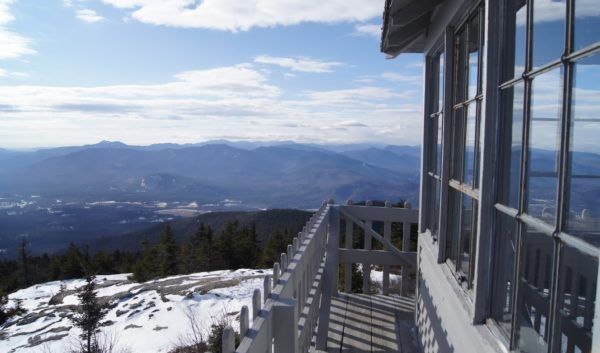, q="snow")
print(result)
[1,269,270,353]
